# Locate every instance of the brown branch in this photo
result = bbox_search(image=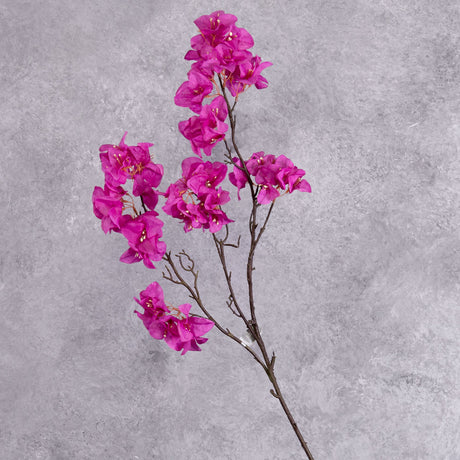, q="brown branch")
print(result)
[216,79,315,459]
[212,233,252,331]
[162,252,267,370]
